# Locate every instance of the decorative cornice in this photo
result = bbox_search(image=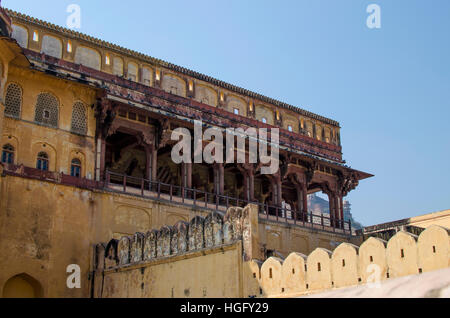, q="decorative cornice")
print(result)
[5,7,341,128]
